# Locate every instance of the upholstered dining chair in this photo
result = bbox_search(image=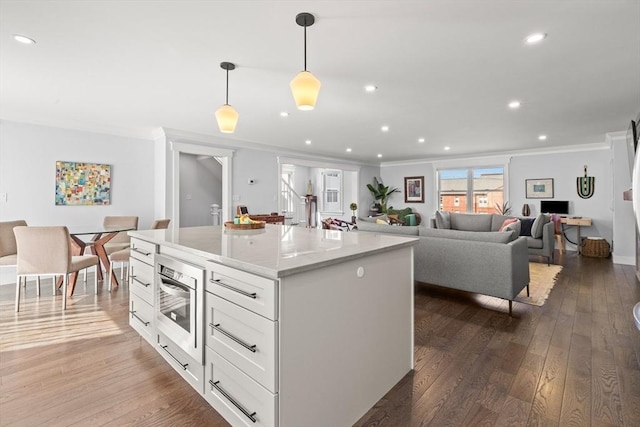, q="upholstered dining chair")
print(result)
[14,226,99,312]
[103,215,139,255]
[0,220,47,290]
[106,218,170,291]
[0,219,27,270]
[150,218,171,230]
